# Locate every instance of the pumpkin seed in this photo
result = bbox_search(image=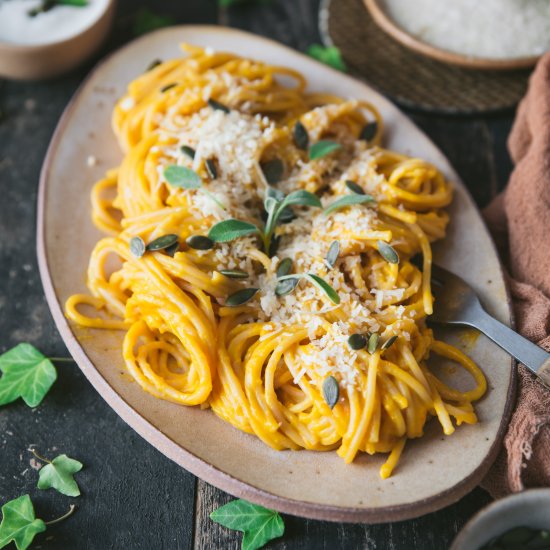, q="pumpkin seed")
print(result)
[160,83,177,93]
[146,59,162,71]
[276,258,293,278]
[225,287,258,307]
[367,333,380,354]
[293,120,309,150]
[130,236,146,258]
[206,158,218,179]
[147,234,179,251]
[219,269,249,280]
[275,277,299,297]
[322,376,339,409]
[348,333,367,350]
[165,241,179,257]
[208,98,230,113]
[261,158,284,185]
[345,180,365,195]
[381,335,398,351]
[180,145,196,159]
[278,206,296,224]
[360,121,378,142]
[377,240,399,264]
[186,235,214,250]
[325,240,340,269]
